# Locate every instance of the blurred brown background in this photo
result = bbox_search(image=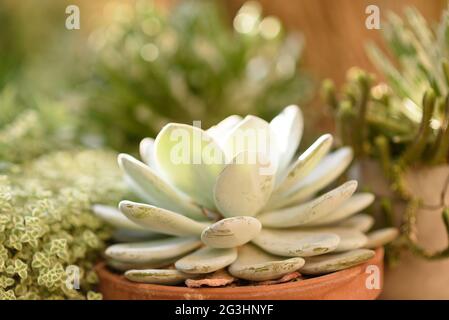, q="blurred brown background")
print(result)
[226,0,446,85]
